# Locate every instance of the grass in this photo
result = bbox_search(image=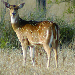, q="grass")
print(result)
[0,47,75,75]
